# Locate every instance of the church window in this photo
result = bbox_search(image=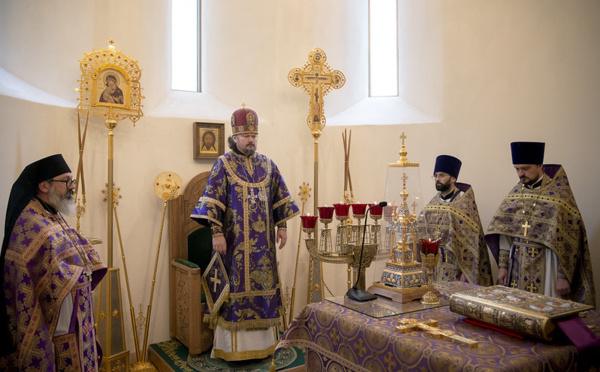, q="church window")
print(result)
[369,0,398,97]
[171,0,201,92]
